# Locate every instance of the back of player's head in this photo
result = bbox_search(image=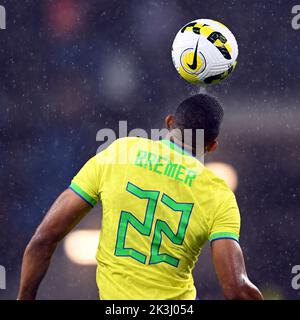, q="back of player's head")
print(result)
[174,94,224,147]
